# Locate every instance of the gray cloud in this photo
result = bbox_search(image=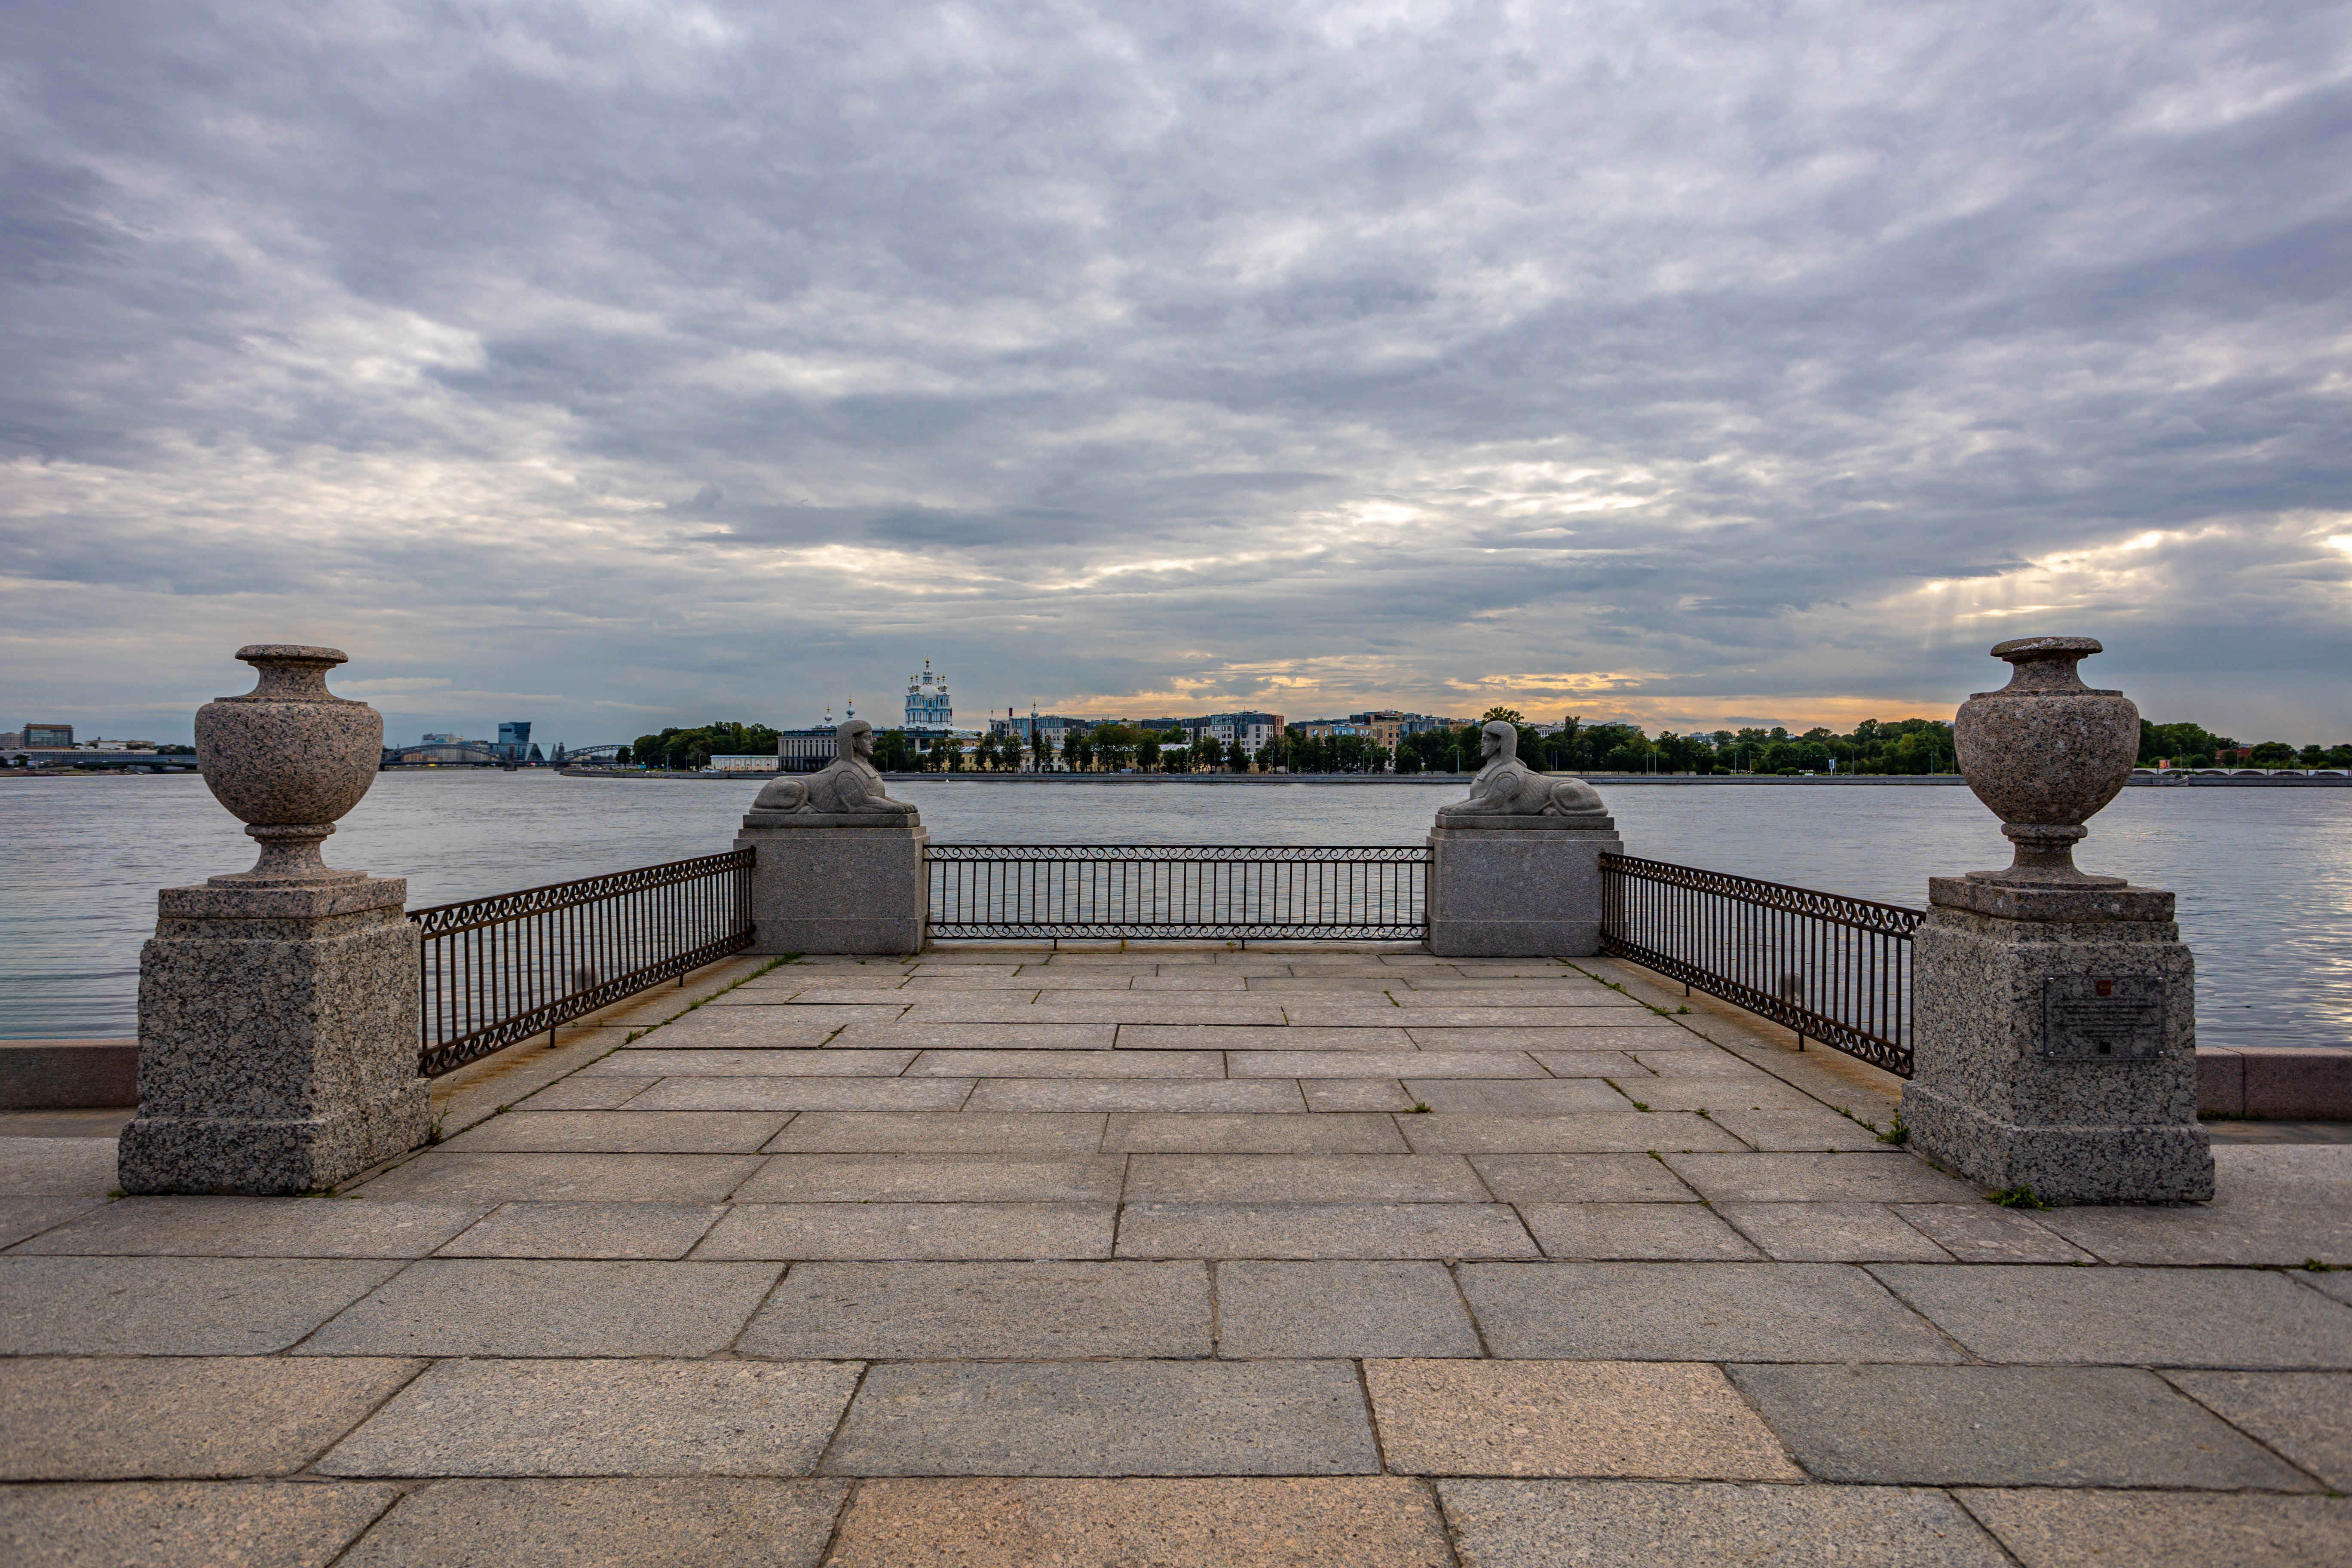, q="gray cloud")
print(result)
[2,0,2349,746]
